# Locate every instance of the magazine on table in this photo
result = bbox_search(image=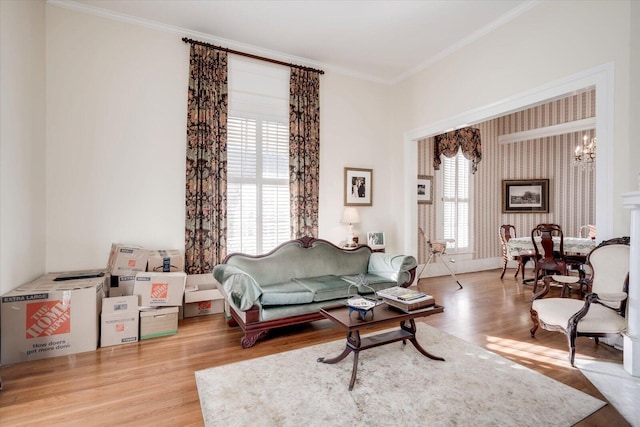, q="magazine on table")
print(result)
[376,286,435,311]
[376,286,433,302]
